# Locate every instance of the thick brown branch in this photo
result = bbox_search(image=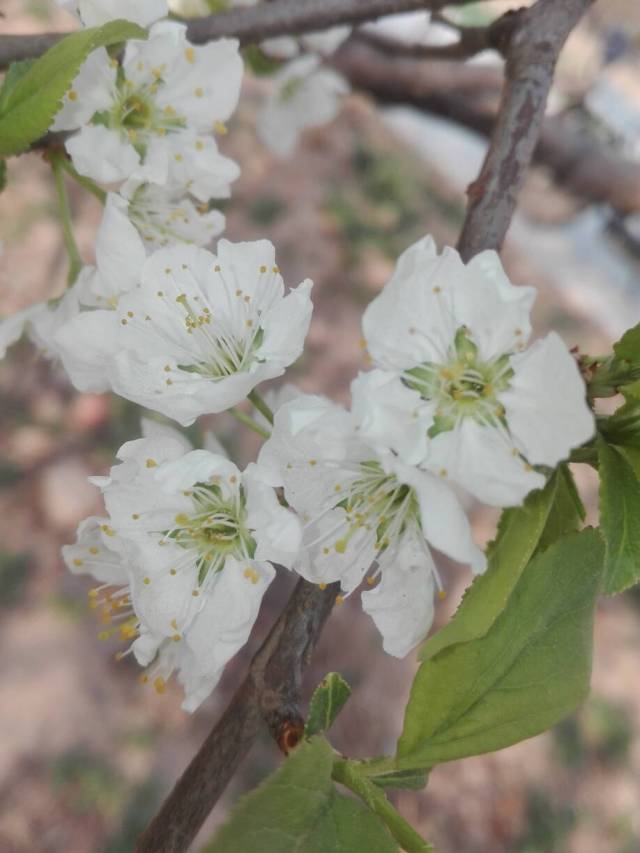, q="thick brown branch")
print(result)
[0,0,482,70]
[135,579,338,853]
[456,0,594,260]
